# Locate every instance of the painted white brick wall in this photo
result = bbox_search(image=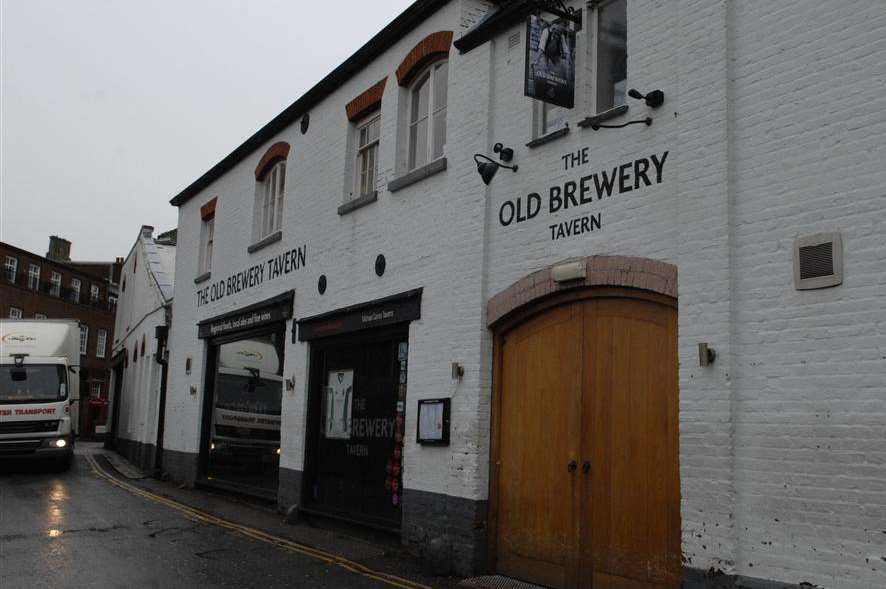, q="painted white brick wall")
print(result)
[727,2,886,586]
[111,234,168,447]
[162,0,886,586]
